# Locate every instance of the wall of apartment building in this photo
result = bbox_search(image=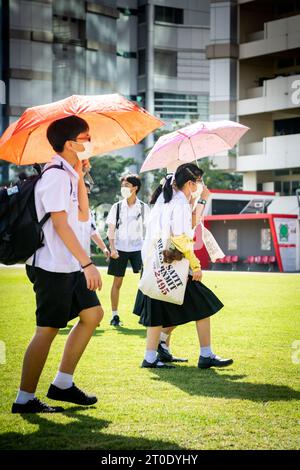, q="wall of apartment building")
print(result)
[8,0,53,124]
[137,0,210,124]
